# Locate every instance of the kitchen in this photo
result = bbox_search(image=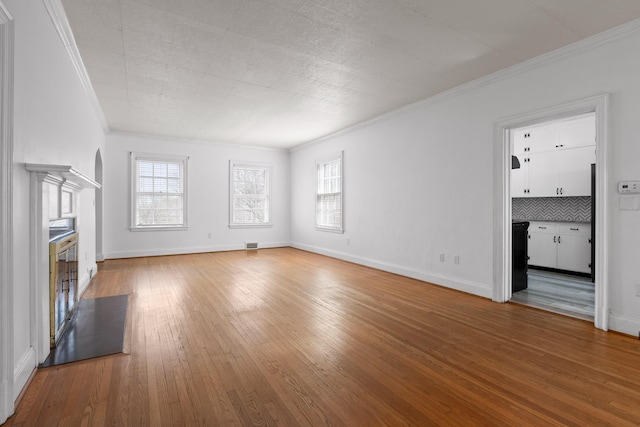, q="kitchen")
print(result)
[510,112,596,320]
